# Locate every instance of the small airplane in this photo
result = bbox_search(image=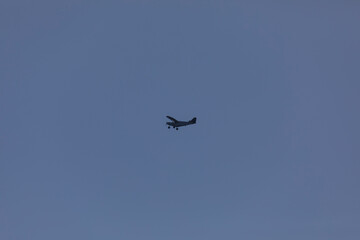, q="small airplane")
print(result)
[166,116,197,130]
